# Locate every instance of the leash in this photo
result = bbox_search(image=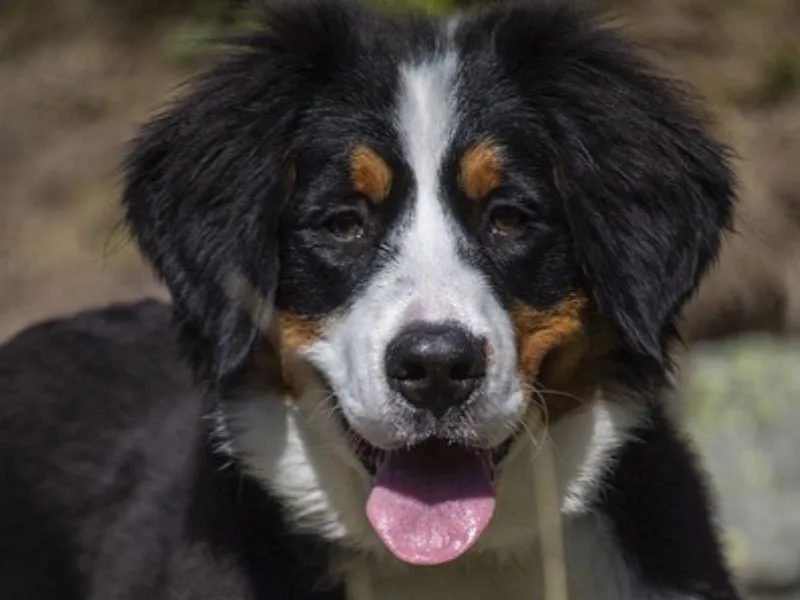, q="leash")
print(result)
[345,556,374,600]
[533,436,570,600]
